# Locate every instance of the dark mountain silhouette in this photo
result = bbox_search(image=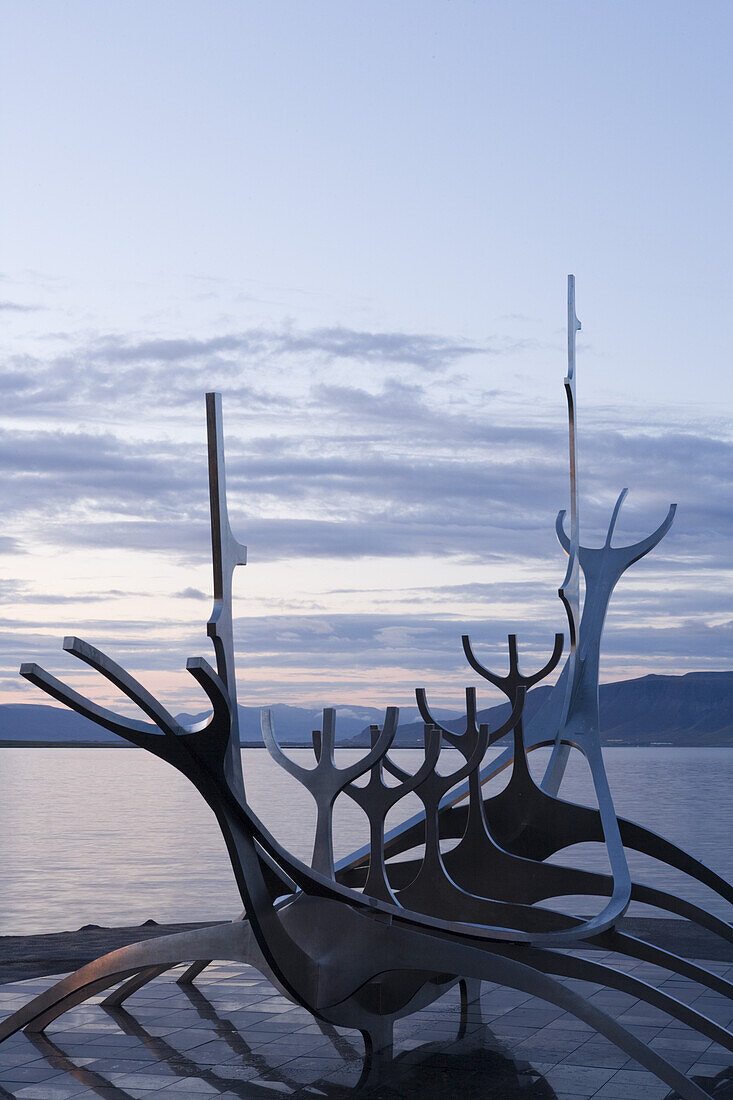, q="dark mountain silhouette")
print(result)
[349,671,733,748]
[0,701,454,746]
[1,672,731,746]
